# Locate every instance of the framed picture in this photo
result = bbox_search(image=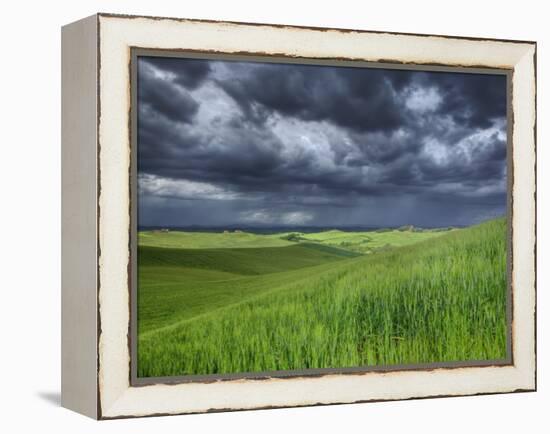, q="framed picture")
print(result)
[61,13,536,419]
